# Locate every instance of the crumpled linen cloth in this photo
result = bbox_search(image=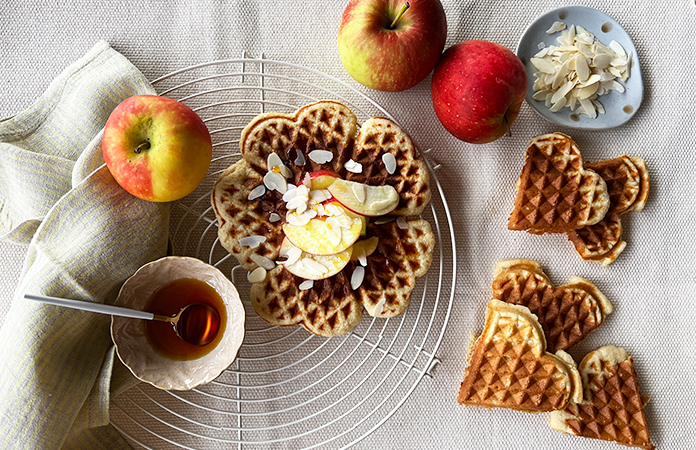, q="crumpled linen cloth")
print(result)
[0,40,168,449]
